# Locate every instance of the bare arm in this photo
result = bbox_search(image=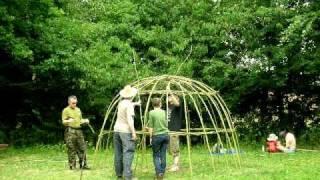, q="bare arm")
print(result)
[127,114,136,134]
[171,96,180,107]
[148,127,153,144]
[80,118,90,124]
[62,118,74,126]
[132,100,141,106]
[62,110,74,126]
[148,128,153,136]
[147,112,154,143]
